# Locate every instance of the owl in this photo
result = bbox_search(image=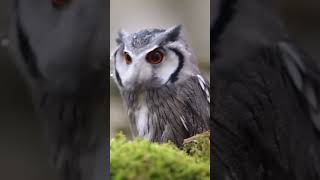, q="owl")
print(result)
[211,0,320,179]
[111,25,210,146]
[10,0,107,180]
